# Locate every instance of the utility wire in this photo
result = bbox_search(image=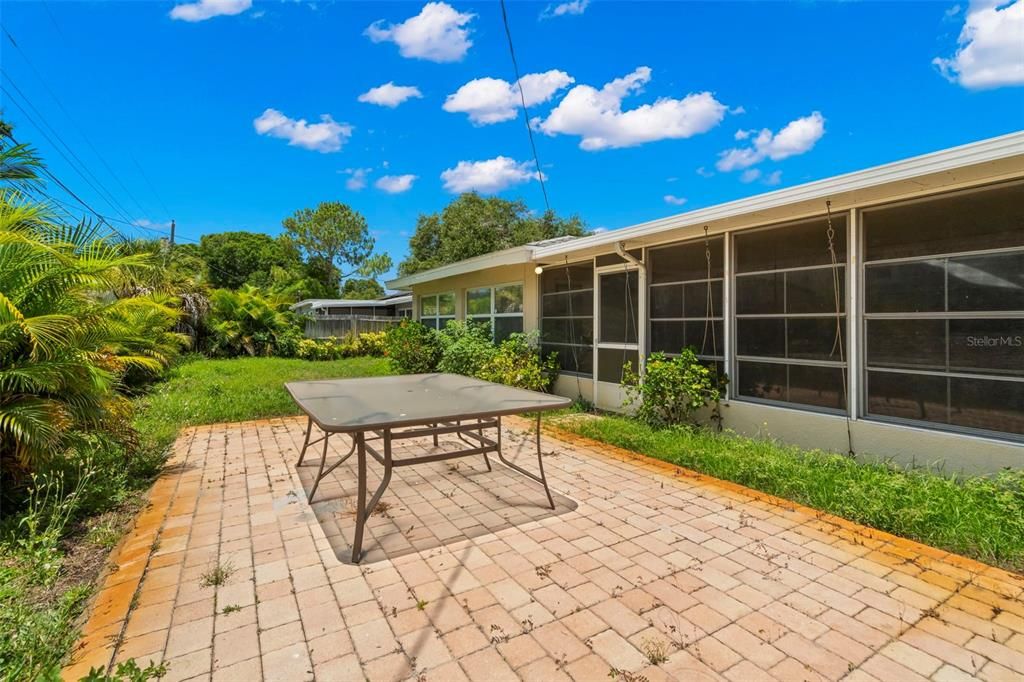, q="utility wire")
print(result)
[498,0,551,213]
[1,26,157,224]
